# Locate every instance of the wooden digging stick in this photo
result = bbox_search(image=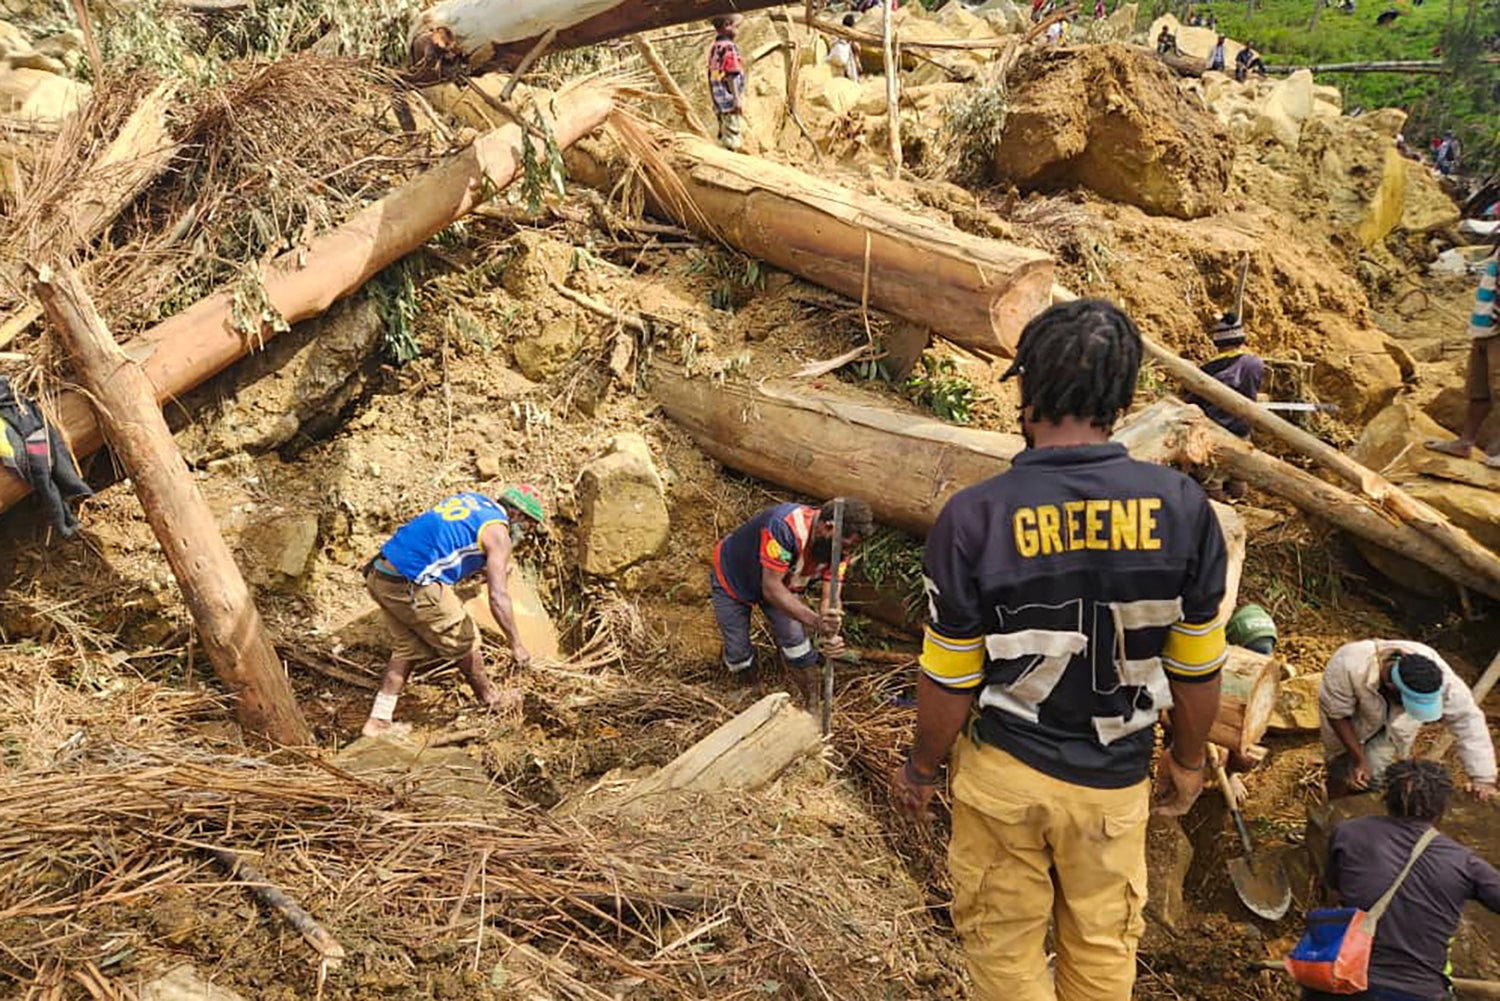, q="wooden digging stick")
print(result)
[822,498,845,736]
[208,847,346,963]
